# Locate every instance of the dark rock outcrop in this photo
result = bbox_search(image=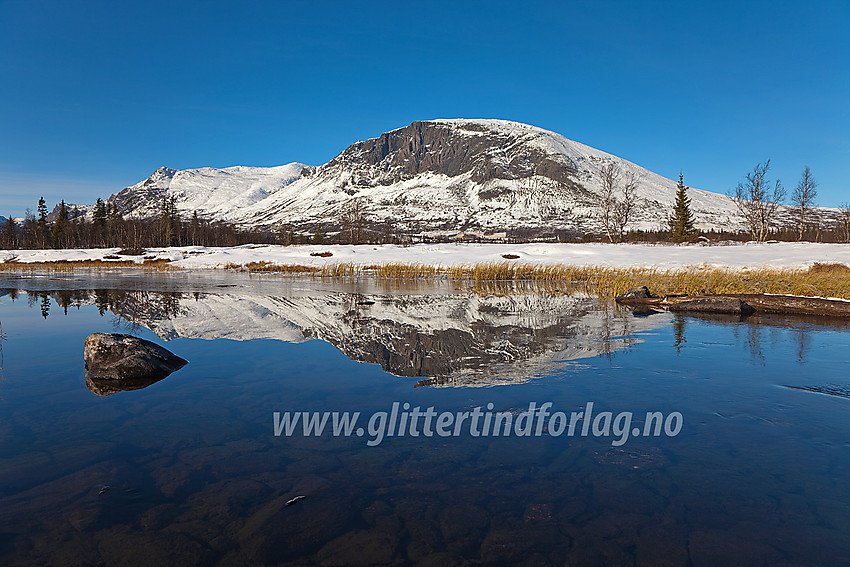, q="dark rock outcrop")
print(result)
[84,333,187,381]
[312,121,600,230]
[322,121,587,190]
[615,286,655,302]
